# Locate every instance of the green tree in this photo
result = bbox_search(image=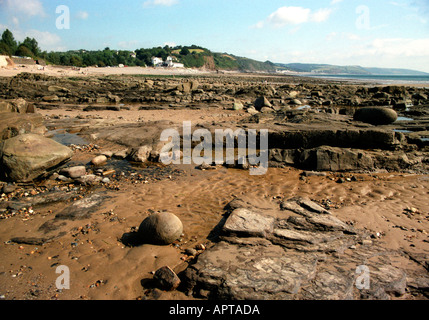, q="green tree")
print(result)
[0,29,17,55]
[0,42,11,55]
[180,47,190,56]
[15,44,34,58]
[70,55,83,67]
[21,37,40,57]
